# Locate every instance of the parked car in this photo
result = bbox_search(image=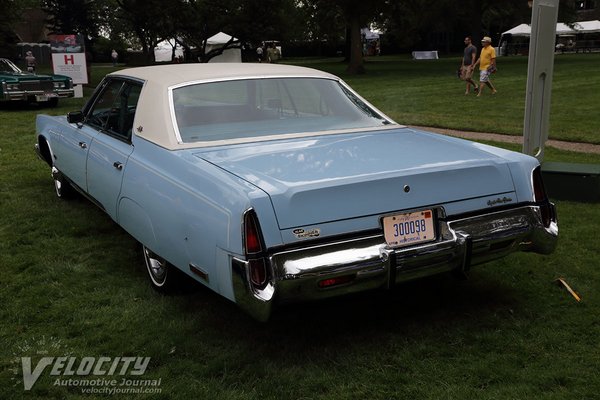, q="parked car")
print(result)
[1,57,74,106]
[35,64,558,321]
